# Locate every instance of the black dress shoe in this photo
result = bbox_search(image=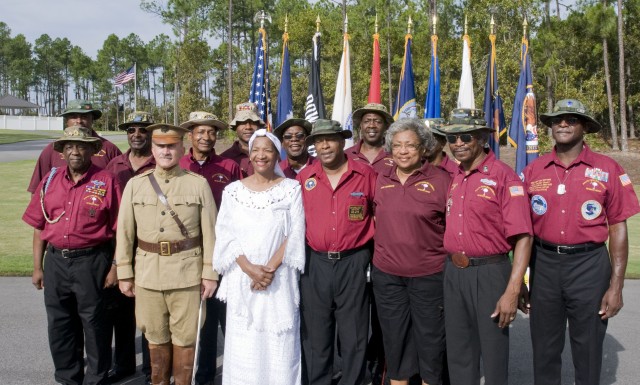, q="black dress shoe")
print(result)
[144,373,152,385]
[107,368,136,383]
